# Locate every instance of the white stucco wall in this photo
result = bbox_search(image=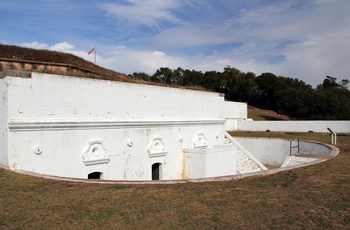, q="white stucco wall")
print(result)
[1,72,234,180]
[7,73,224,121]
[184,145,236,179]
[237,120,350,133]
[8,123,225,180]
[224,101,247,119]
[0,78,8,167]
[224,101,248,131]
